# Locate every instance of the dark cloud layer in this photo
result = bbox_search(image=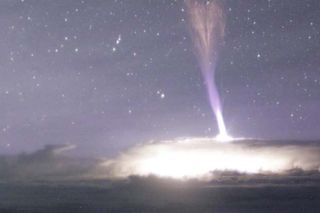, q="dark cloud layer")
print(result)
[0,144,97,181]
[1,176,320,213]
